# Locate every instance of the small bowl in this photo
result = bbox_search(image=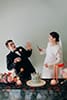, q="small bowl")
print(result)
[50,79,57,85]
